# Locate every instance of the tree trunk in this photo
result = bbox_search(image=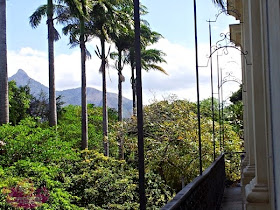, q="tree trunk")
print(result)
[101,39,109,156]
[80,17,88,150]
[0,0,9,125]
[47,0,57,127]
[117,49,124,159]
[131,63,136,116]
[118,50,123,121]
